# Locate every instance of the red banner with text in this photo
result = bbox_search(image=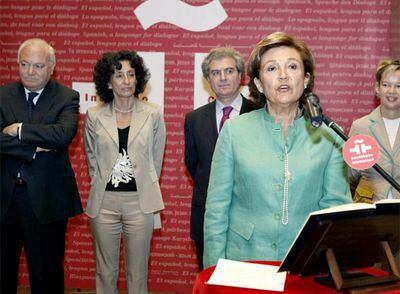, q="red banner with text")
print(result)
[0,0,393,293]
